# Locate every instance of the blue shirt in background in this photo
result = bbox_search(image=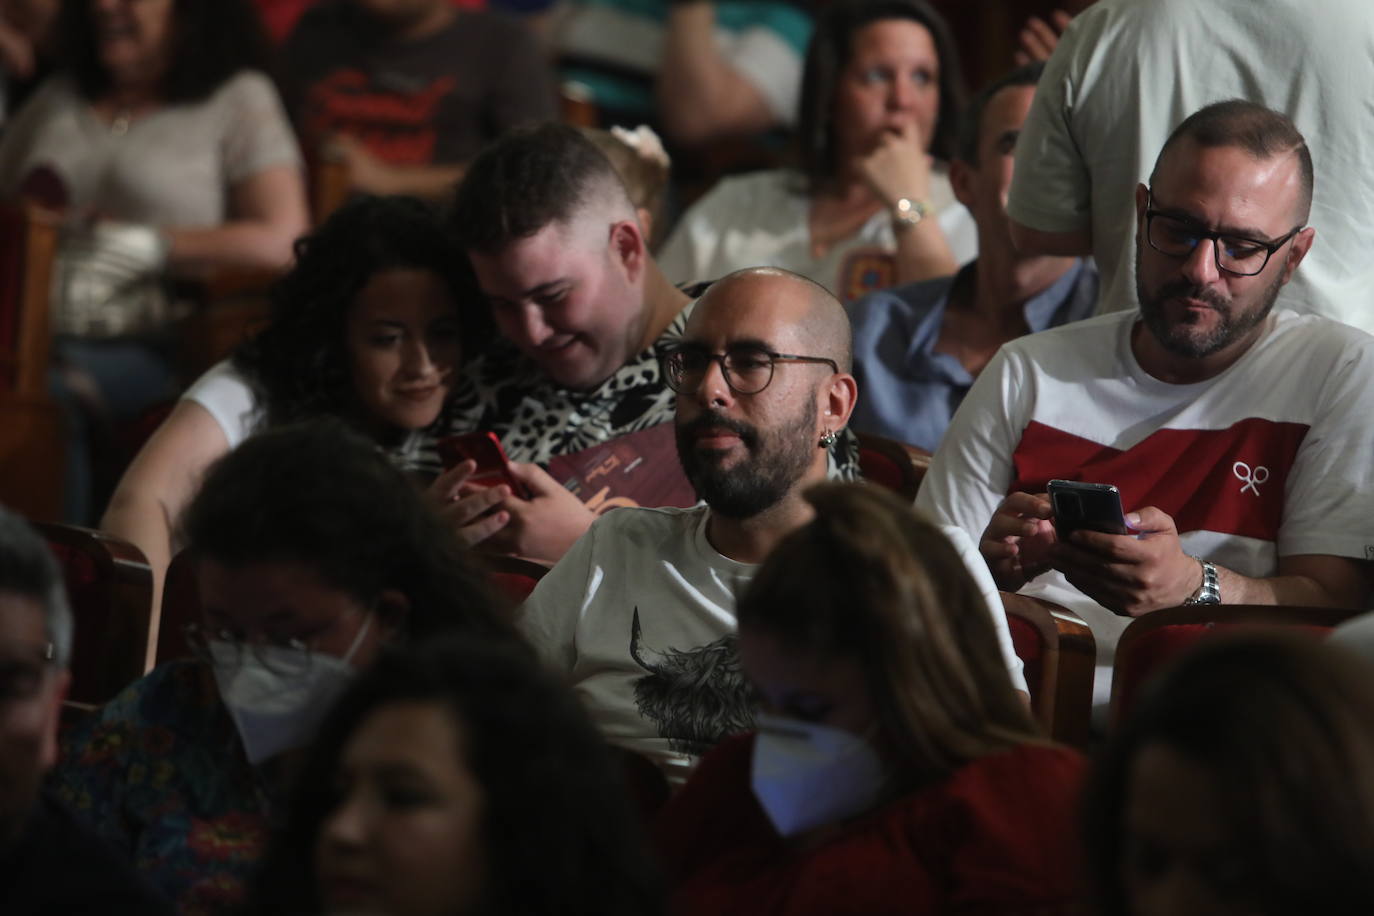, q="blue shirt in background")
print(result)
[849,259,1099,453]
